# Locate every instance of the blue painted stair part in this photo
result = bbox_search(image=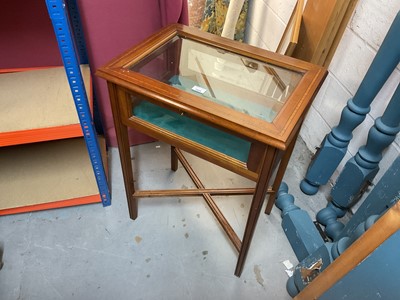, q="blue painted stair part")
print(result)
[280,156,400,297]
[46,0,111,206]
[300,11,400,195]
[337,156,400,240]
[315,202,346,240]
[275,182,325,262]
[287,214,380,297]
[287,243,333,298]
[320,229,400,300]
[330,215,379,259]
[318,83,400,240]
